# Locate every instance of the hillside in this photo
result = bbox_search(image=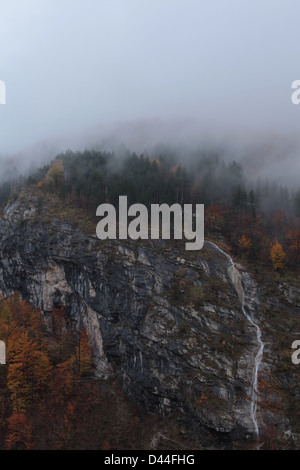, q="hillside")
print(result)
[0,182,299,449]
